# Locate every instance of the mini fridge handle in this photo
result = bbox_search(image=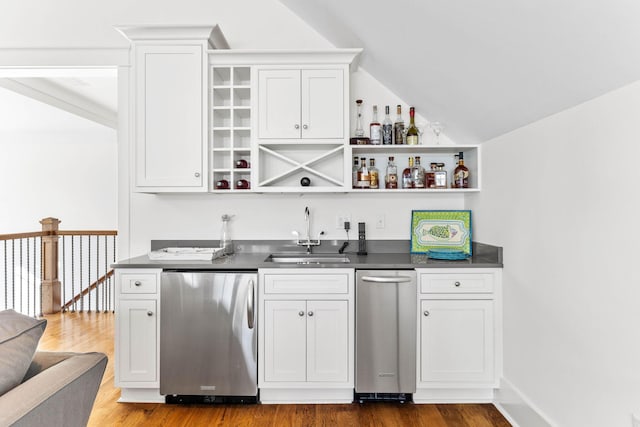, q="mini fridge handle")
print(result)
[247,279,255,329]
[361,276,413,283]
